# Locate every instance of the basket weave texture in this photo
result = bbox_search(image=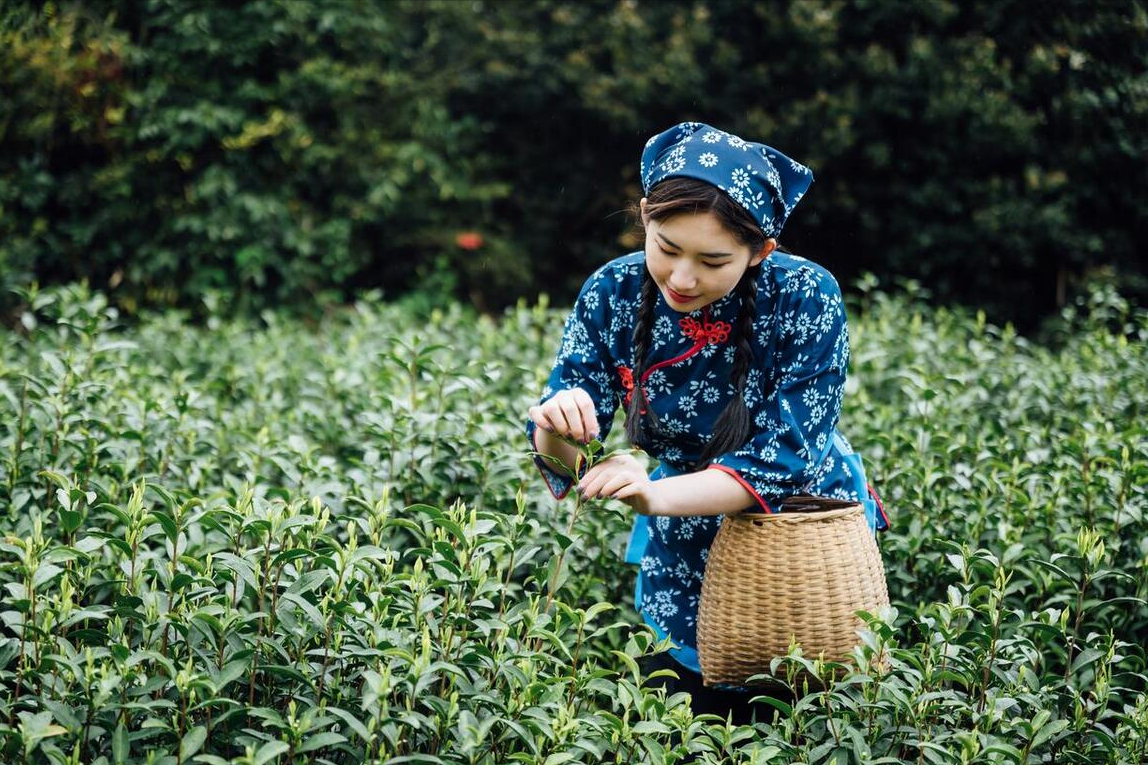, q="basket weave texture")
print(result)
[696,497,889,687]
